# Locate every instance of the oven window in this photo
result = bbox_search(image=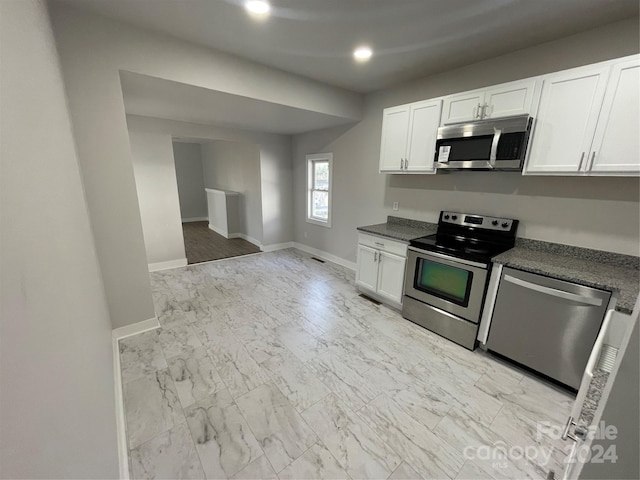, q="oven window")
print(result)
[415,259,473,306]
[441,135,492,161]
